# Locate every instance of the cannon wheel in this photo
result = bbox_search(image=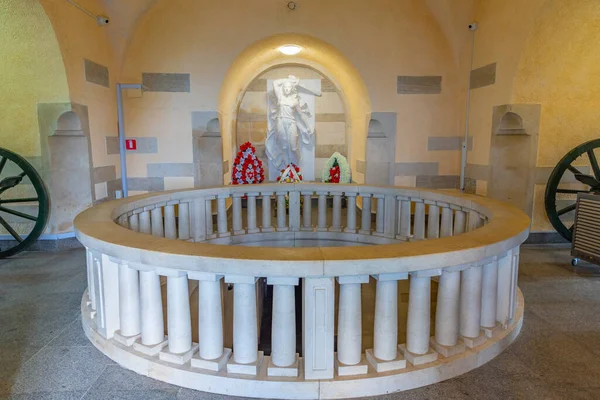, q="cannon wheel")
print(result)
[0,148,50,258]
[545,139,600,242]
